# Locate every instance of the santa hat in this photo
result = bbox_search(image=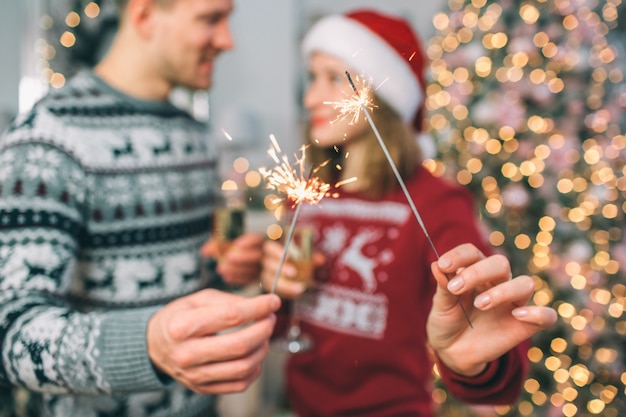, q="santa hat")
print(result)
[302,9,427,132]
